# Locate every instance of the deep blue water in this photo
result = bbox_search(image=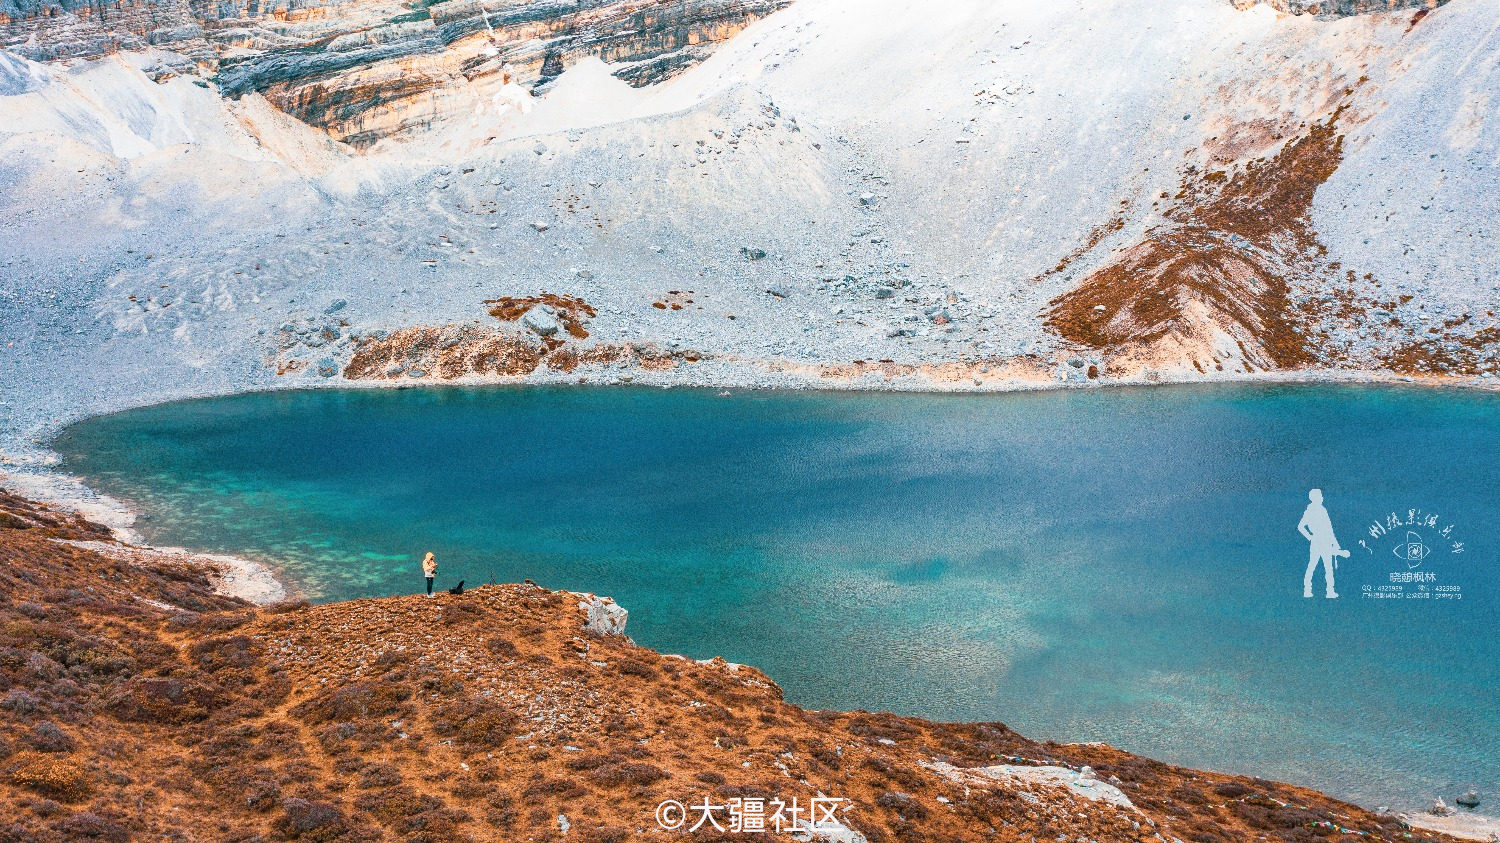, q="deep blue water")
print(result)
[52,384,1498,810]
